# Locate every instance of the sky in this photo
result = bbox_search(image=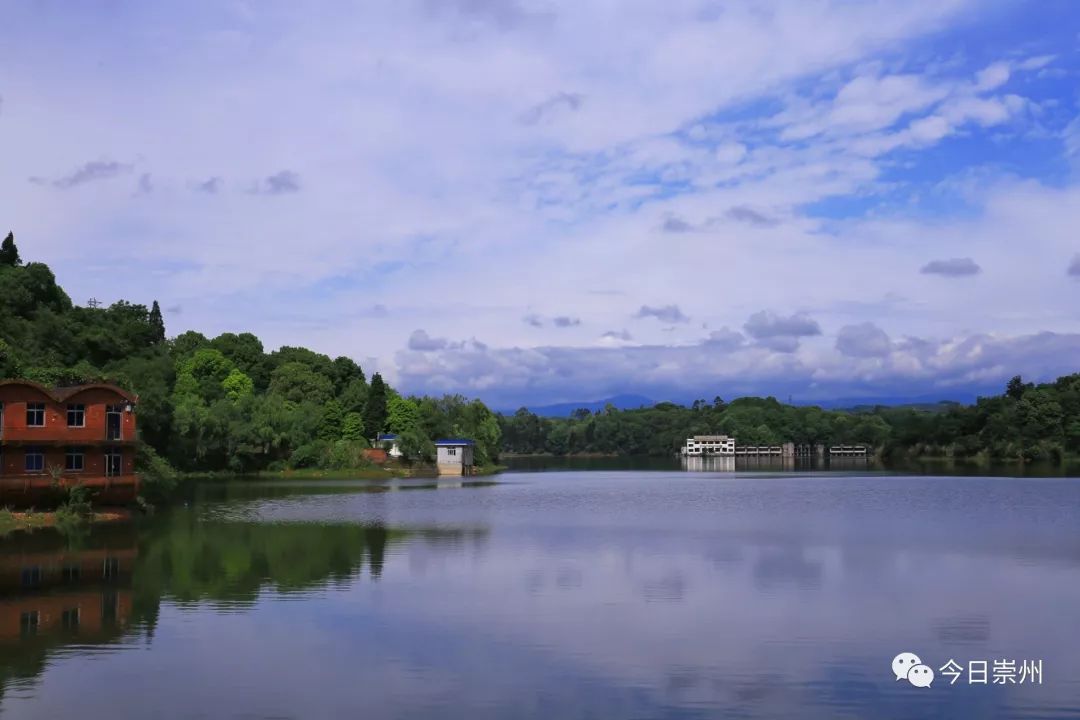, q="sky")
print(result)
[2,0,1080,408]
